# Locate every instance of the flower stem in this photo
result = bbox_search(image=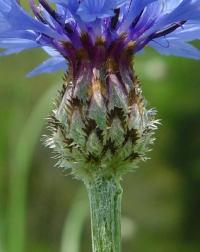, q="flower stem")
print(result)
[86,177,123,252]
